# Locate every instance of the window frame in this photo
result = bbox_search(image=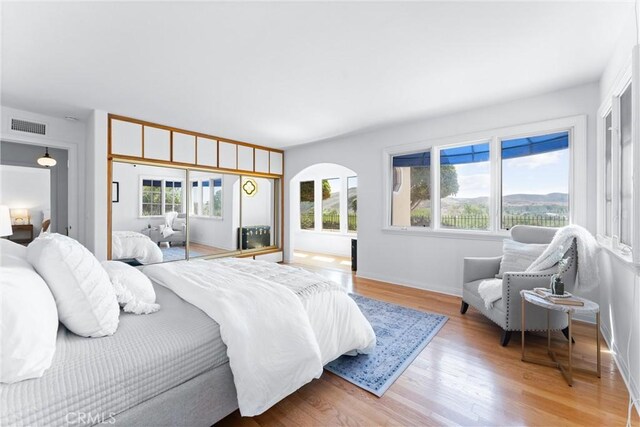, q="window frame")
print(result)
[383,115,587,238]
[189,176,223,219]
[138,176,185,218]
[597,51,639,265]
